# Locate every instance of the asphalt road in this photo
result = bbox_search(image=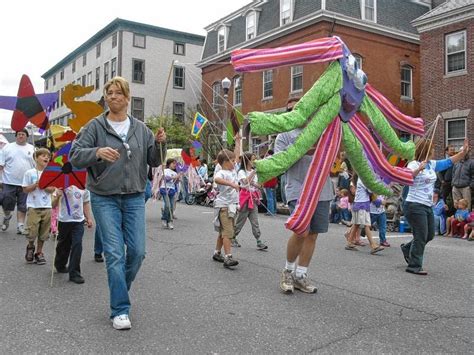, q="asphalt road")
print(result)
[0,201,473,354]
